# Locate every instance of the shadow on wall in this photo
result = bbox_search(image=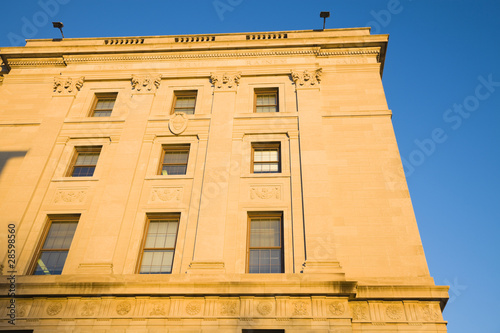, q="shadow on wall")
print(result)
[0,151,27,175]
